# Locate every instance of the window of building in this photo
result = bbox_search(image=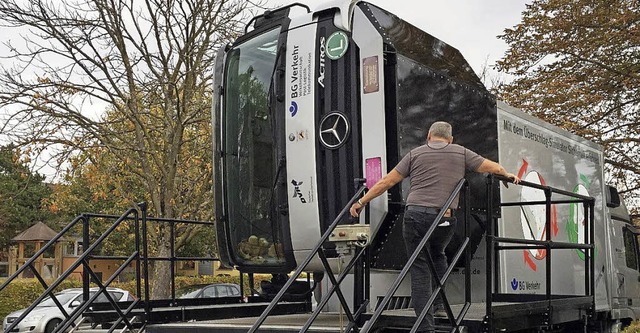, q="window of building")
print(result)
[23,243,36,257]
[43,245,55,258]
[0,263,8,277]
[63,241,77,256]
